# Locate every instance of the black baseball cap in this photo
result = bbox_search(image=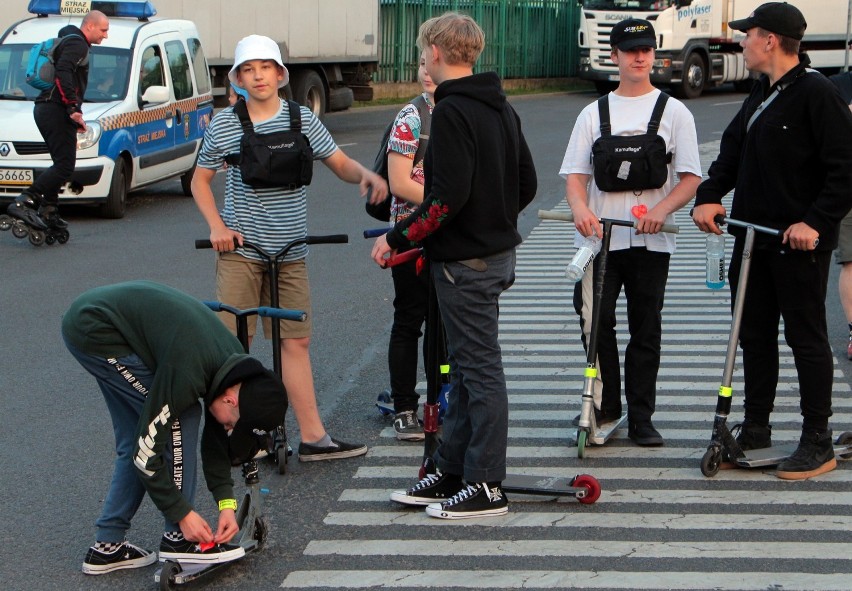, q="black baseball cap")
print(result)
[728,2,807,40]
[219,357,287,465]
[610,19,657,51]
